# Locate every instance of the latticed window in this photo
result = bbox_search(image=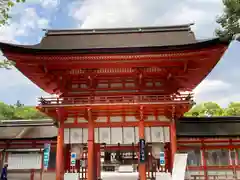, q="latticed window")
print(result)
[205,149,229,166]
[179,148,201,166]
[236,149,240,165]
